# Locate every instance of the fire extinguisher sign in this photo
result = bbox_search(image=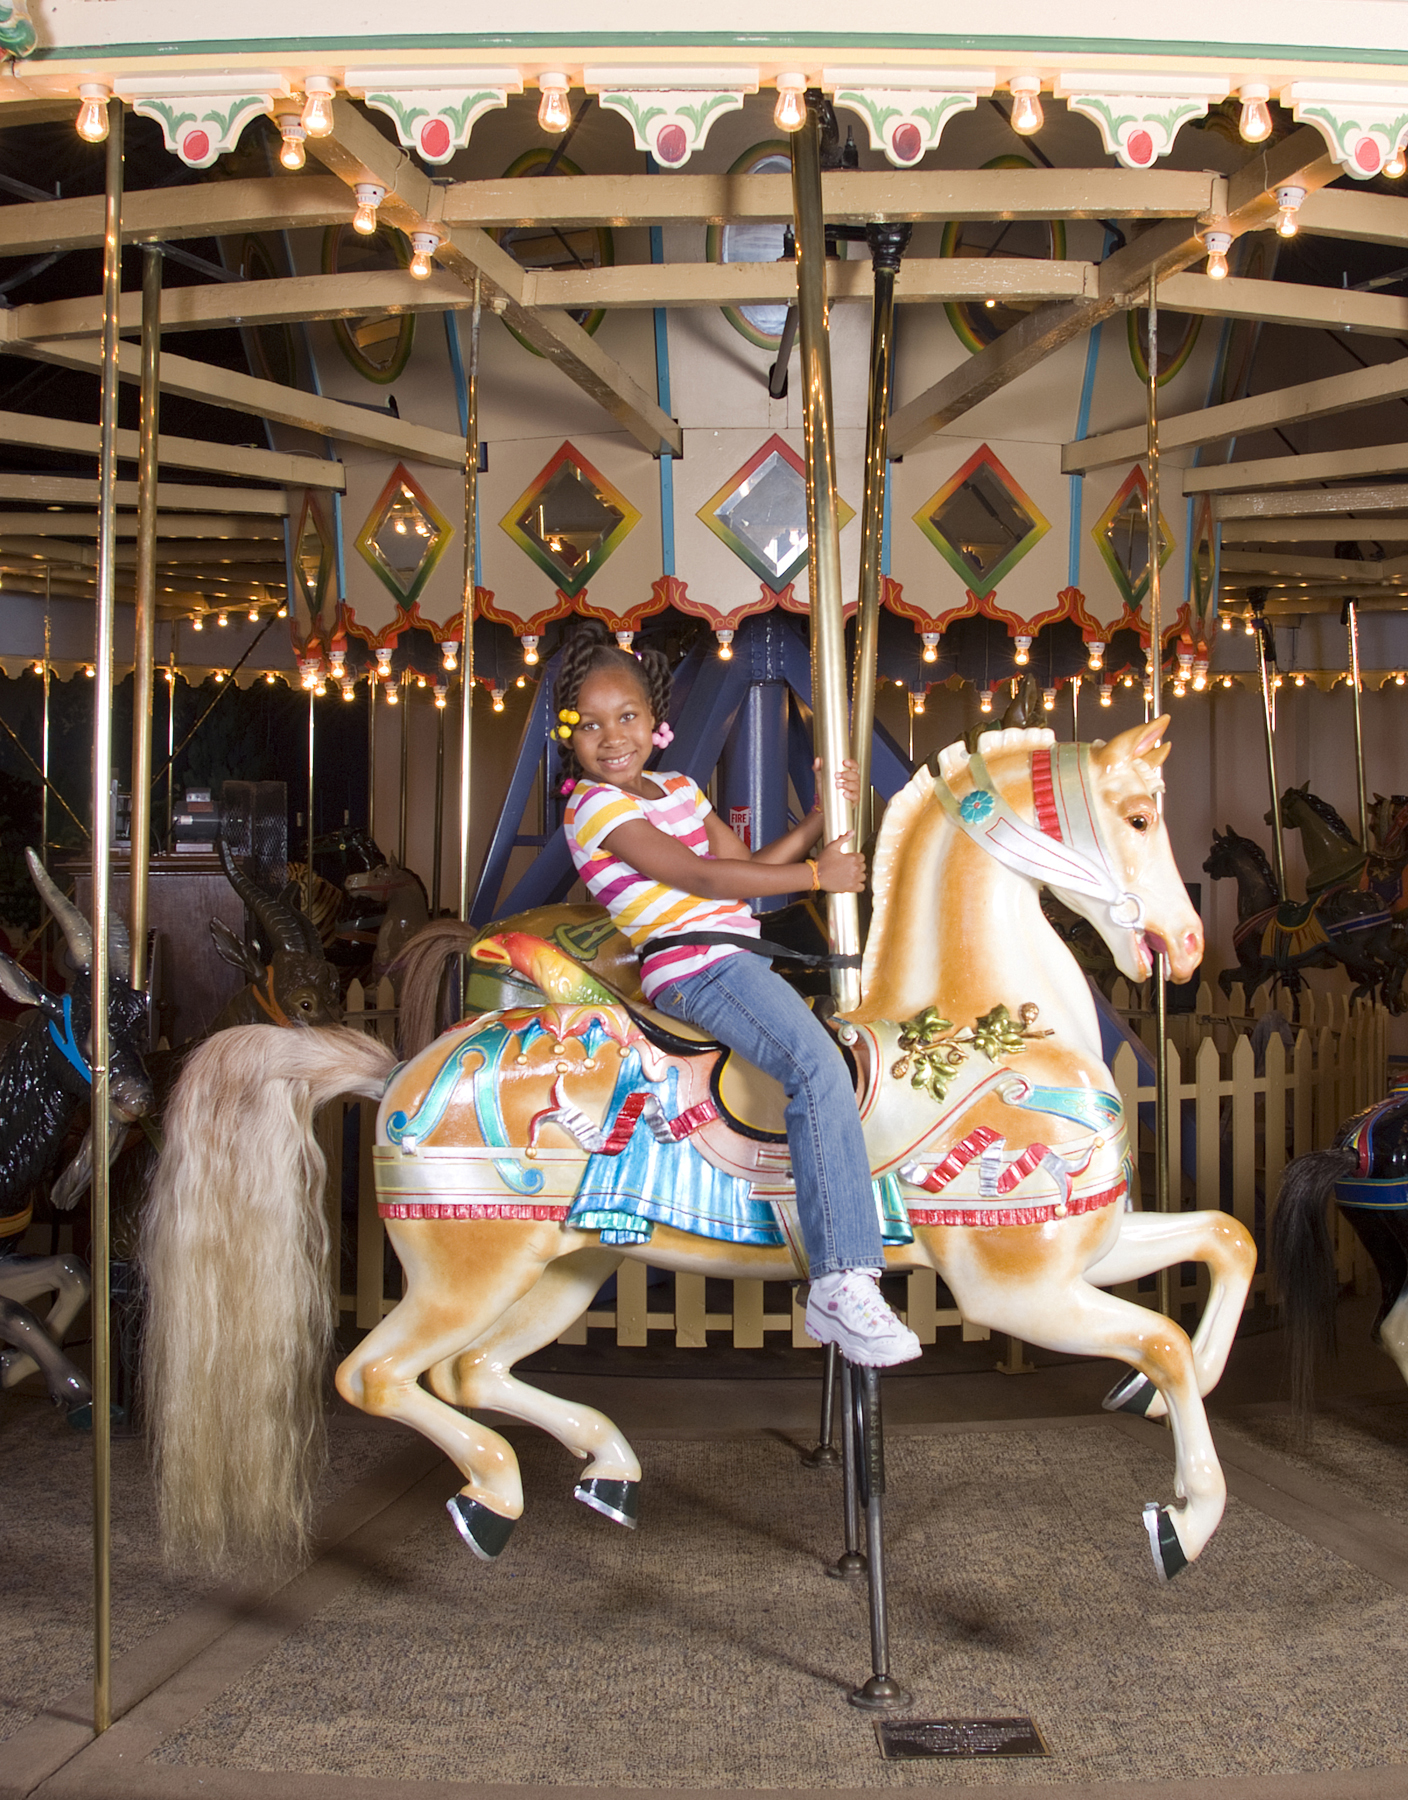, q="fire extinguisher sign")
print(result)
[729,806,752,849]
